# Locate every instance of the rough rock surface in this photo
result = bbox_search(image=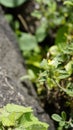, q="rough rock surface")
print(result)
[0,6,55,130]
